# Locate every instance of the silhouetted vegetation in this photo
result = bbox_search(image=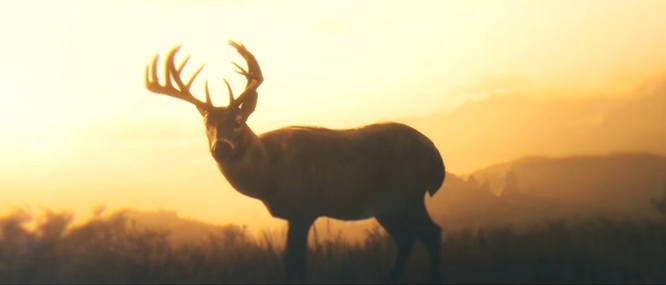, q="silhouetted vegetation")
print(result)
[1,208,666,284]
